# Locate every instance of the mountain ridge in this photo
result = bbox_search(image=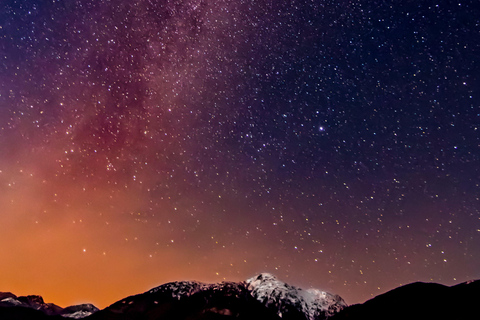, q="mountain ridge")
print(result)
[0,292,98,319]
[1,275,479,320]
